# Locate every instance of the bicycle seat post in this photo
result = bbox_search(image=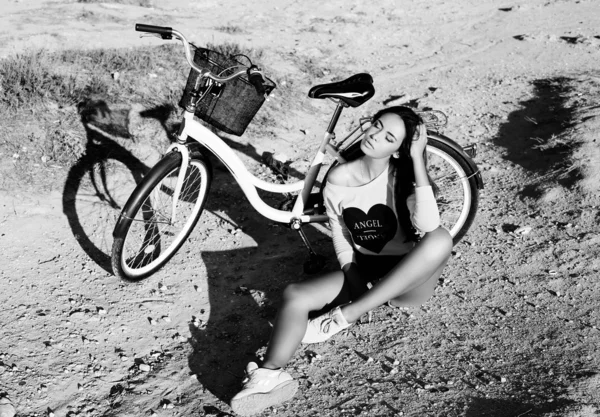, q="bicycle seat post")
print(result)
[291,100,346,218]
[326,100,346,135]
